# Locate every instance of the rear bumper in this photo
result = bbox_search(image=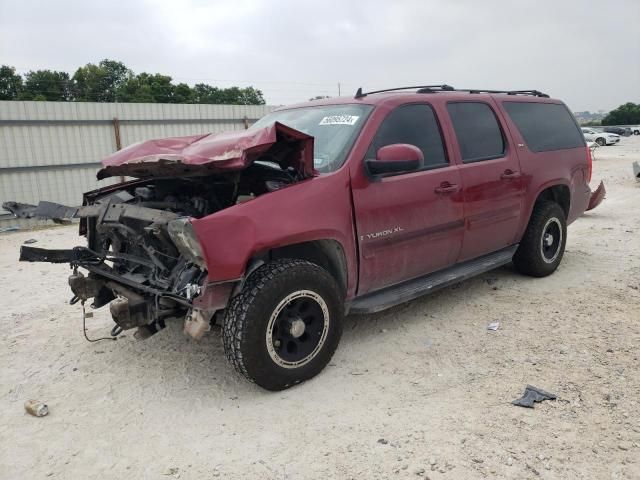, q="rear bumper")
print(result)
[586,181,606,211]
